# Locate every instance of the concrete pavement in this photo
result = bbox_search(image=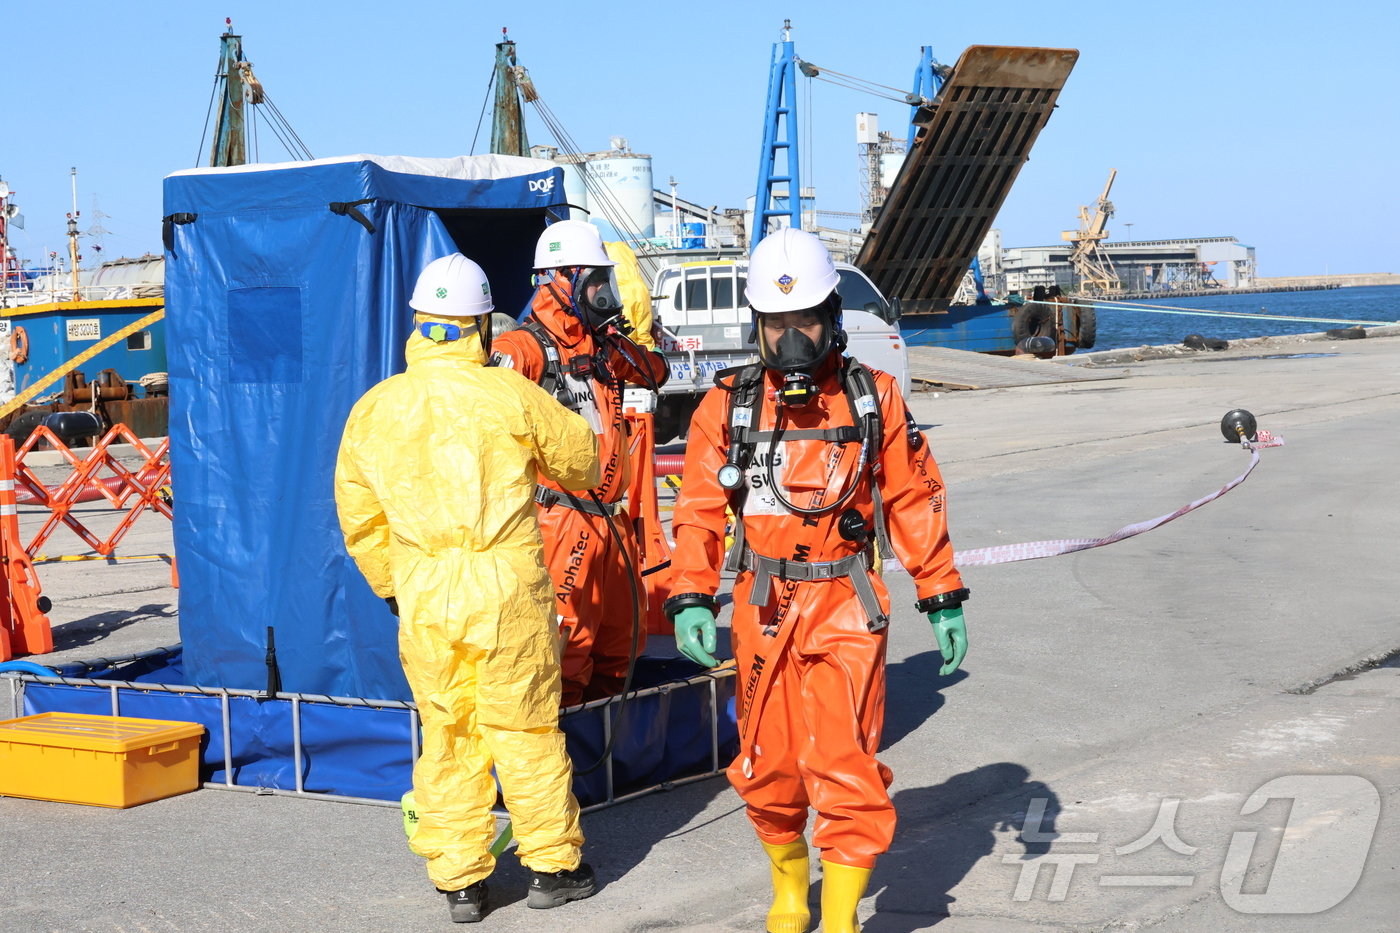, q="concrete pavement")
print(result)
[2,329,1397,932]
